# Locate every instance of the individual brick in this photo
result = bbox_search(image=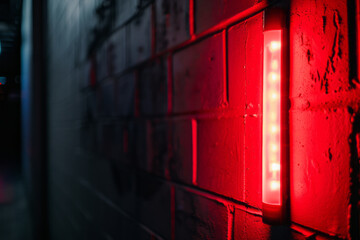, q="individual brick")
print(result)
[128,6,152,66]
[175,188,228,240]
[96,43,108,81]
[148,120,169,177]
[195,0,263,33]
[155,0,190,52]
[244,116,262,209]
[170,119,195,185]
[197,117,244,201]
[135,174,172,239]
[114,122,136,167]
[107,27,127,75]
[99,122,133,166]
[290,108,351,238]
[98,80,115,117]
[244,14,263,115]
[227,13,263,115]
[115,73,135,117]
[134,120,150,171]
[289,0,350,99]
[234,208,270,240]
[227,21,246,113]
[173,33,226,113]
[114,0,139,28]
[138,58,168,116]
